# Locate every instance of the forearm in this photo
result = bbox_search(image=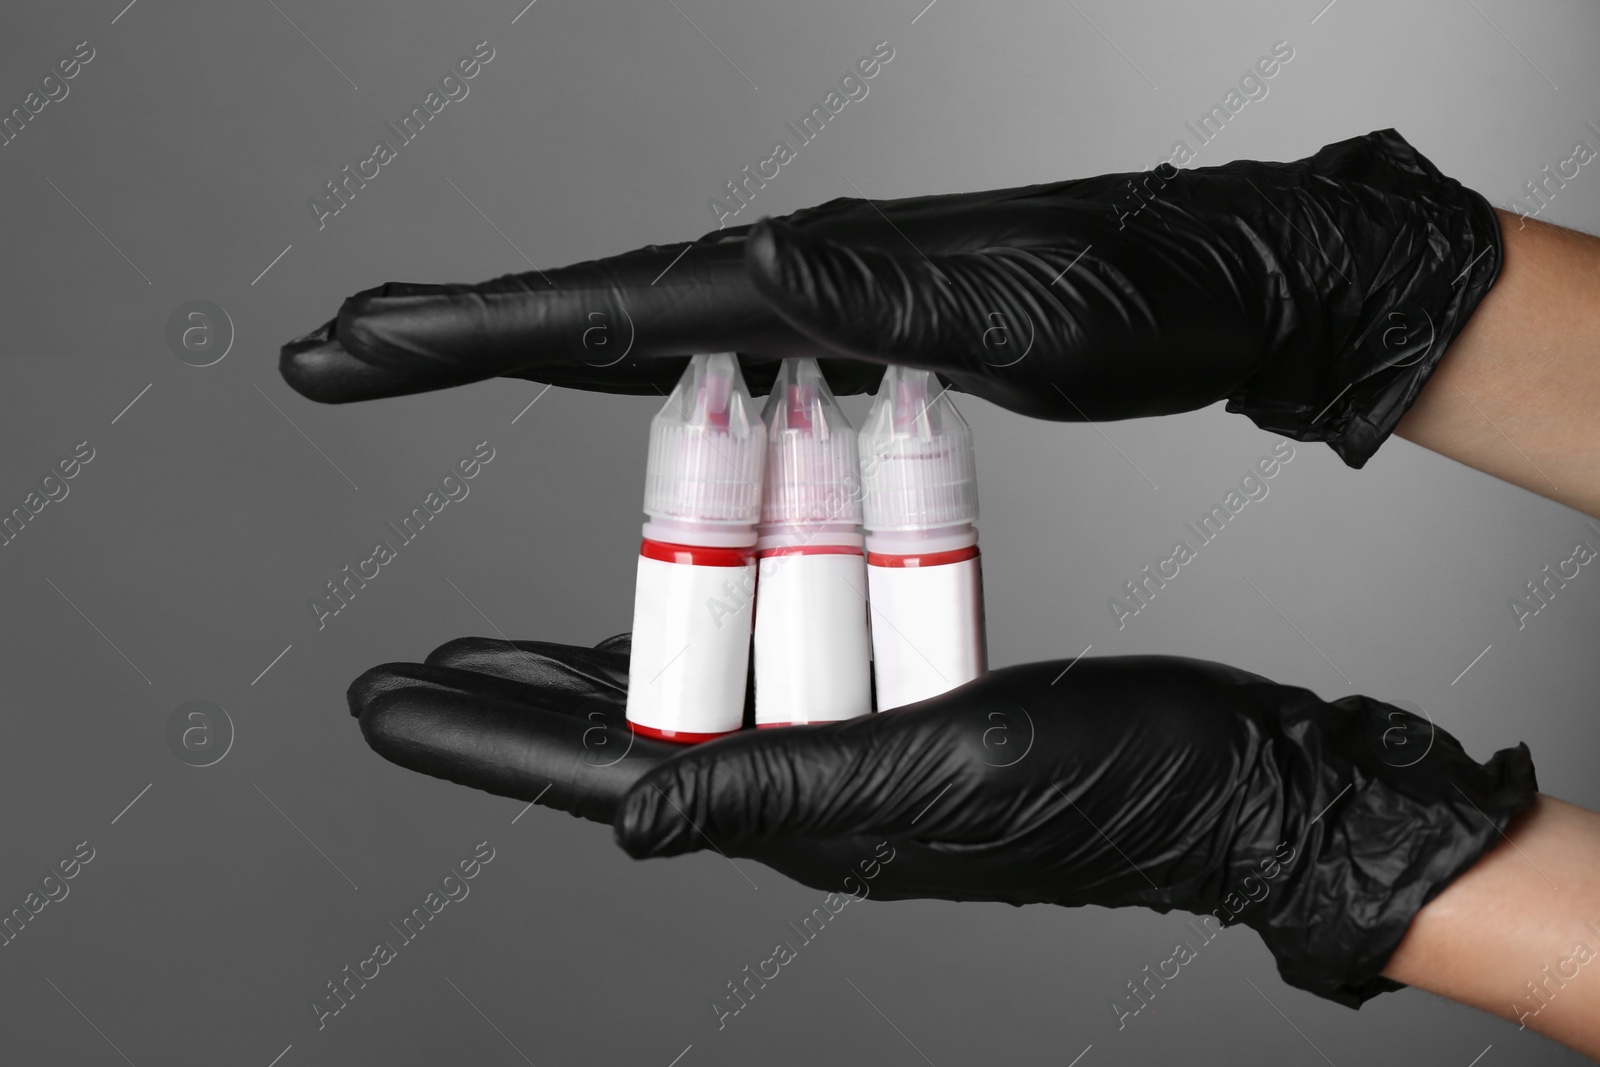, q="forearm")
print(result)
[1382,795,1600,1058]
[1397,211,1600,518]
